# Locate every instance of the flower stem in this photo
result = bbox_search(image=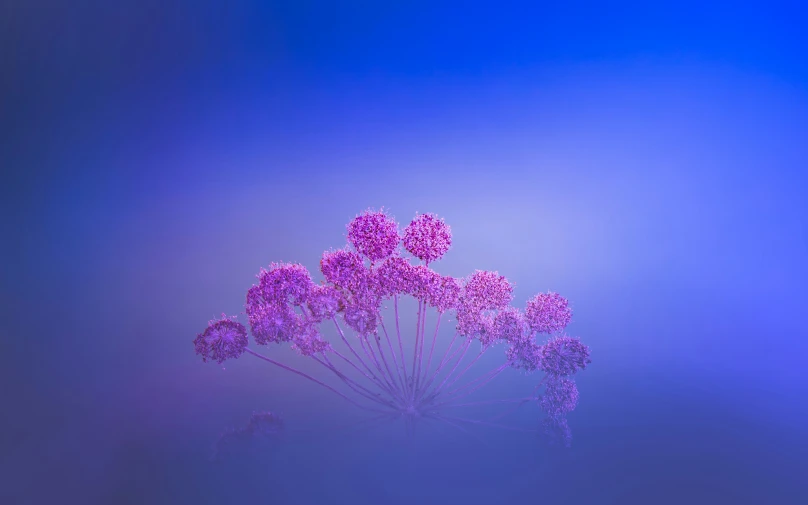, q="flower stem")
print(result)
[244,348,389,414]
